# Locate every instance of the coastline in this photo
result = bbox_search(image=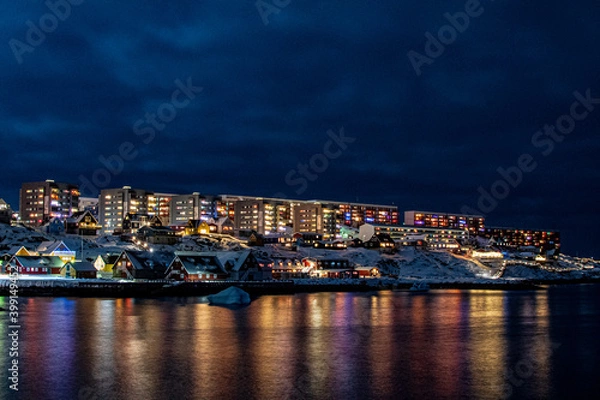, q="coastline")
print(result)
[2,277,600,298]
